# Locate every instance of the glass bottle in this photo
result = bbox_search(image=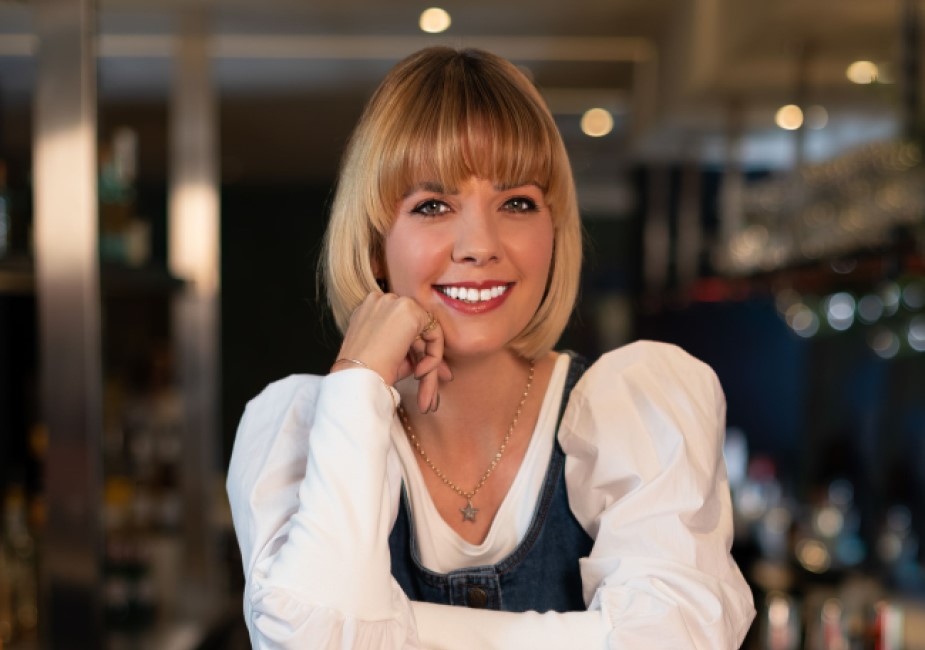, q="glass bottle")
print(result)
[1,485,39,644]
